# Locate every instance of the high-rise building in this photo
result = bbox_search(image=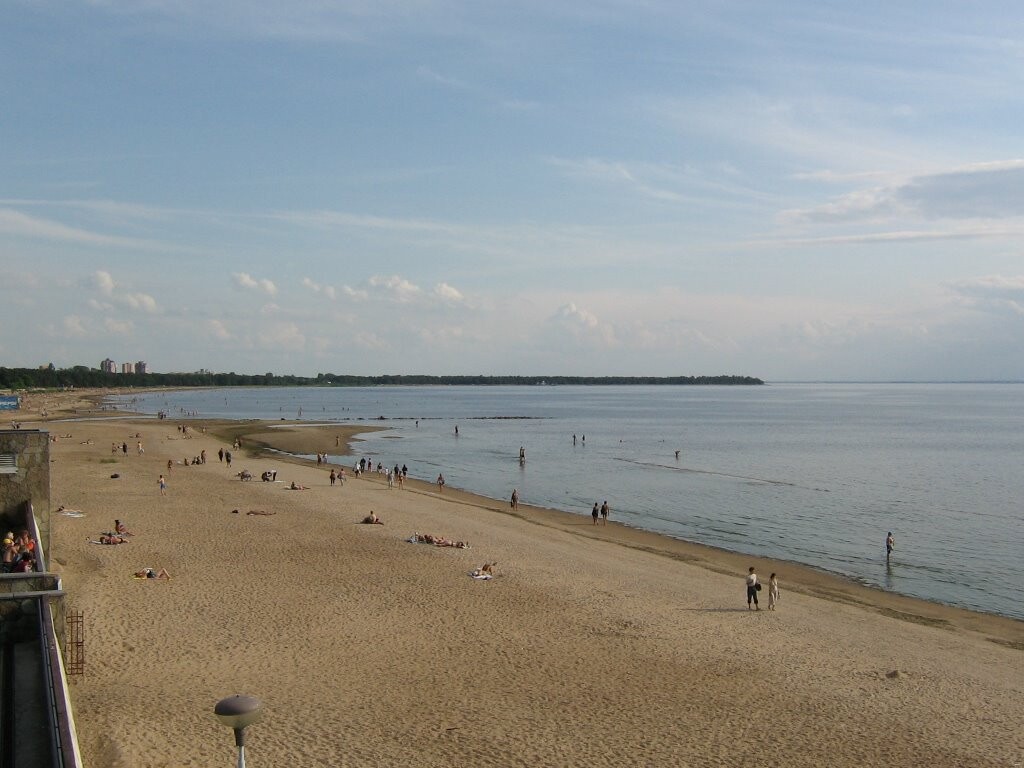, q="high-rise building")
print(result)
[100,358,116,373]
[135,361,148,374]
[121,363,133,374]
